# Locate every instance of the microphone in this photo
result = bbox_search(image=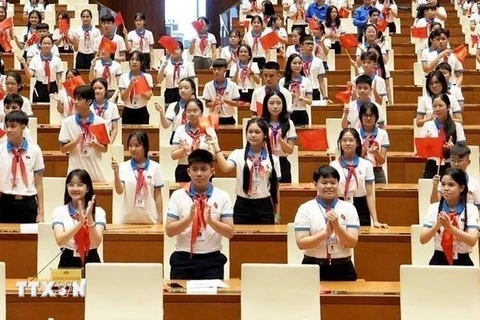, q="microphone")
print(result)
[27,248,65,284]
